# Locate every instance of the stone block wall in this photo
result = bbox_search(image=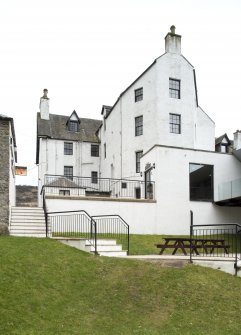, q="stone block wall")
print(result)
[16,186,38,207]
[0,120,10,225]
